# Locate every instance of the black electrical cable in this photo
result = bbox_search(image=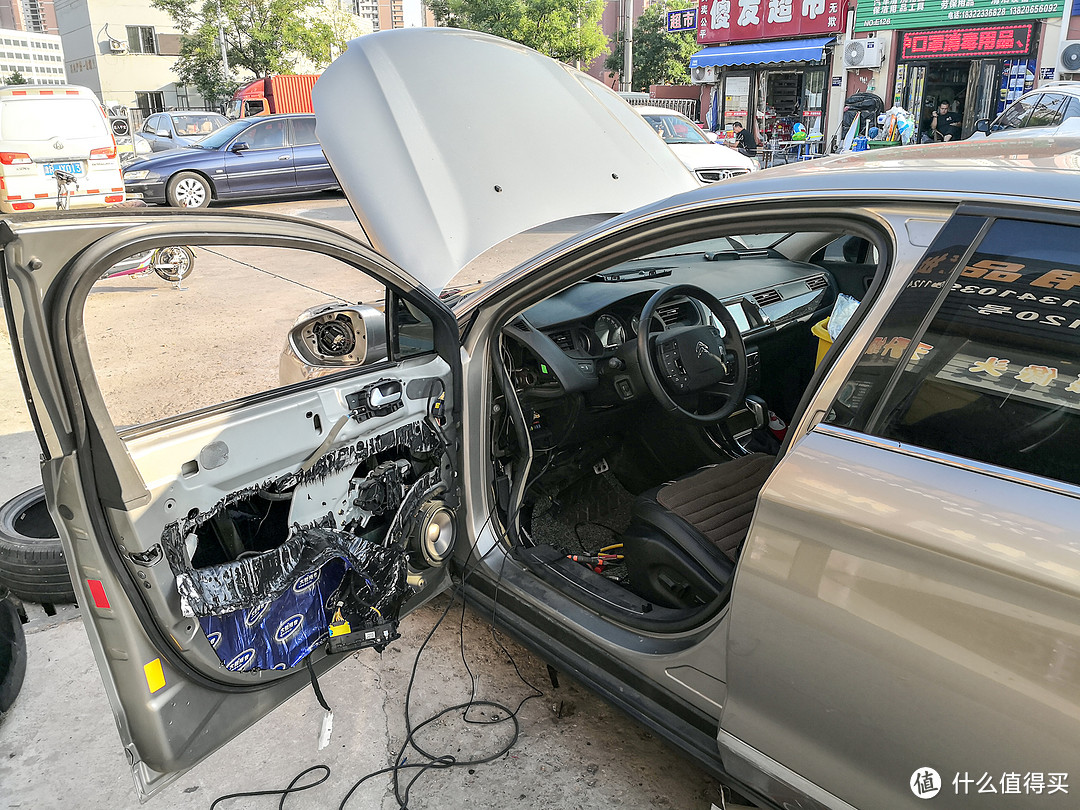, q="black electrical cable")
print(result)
[304,656,332,714]
[208,765,331,810]
[338,507,544,809]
